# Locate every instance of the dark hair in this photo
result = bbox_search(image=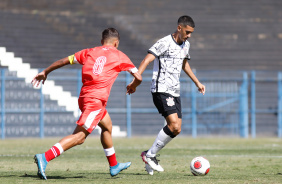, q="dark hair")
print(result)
[178,15,195,28]
[102,28,120,41]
